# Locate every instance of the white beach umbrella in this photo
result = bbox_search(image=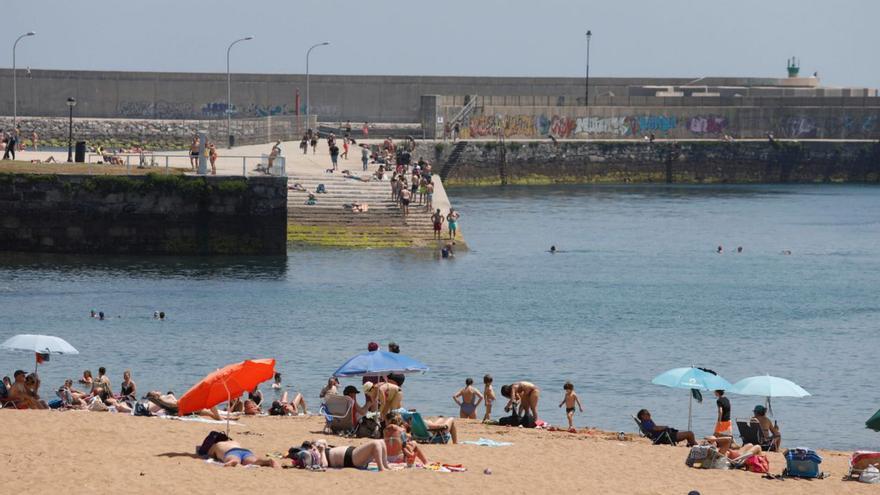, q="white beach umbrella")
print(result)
[1,334,79,373]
